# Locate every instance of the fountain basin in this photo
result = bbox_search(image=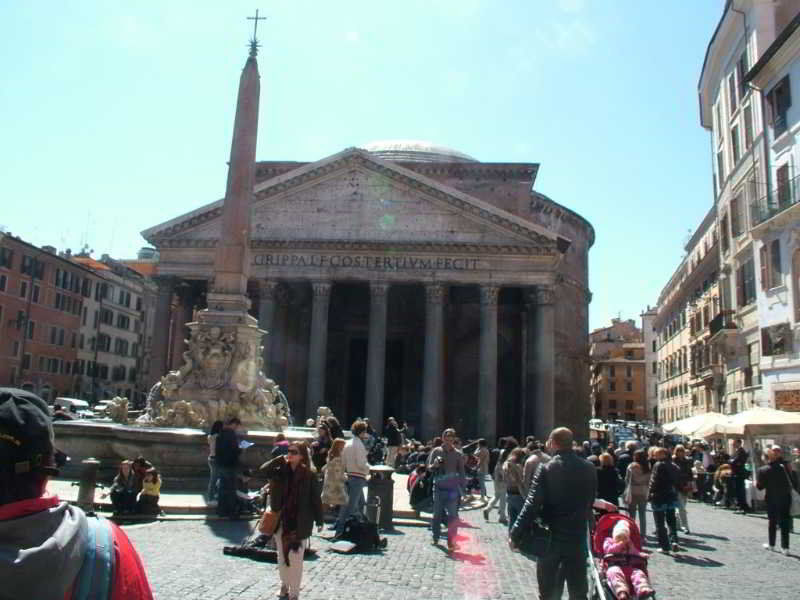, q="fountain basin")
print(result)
[53,420,315,487]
